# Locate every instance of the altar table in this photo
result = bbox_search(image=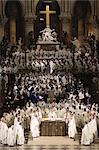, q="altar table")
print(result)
[40,120,66,136]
